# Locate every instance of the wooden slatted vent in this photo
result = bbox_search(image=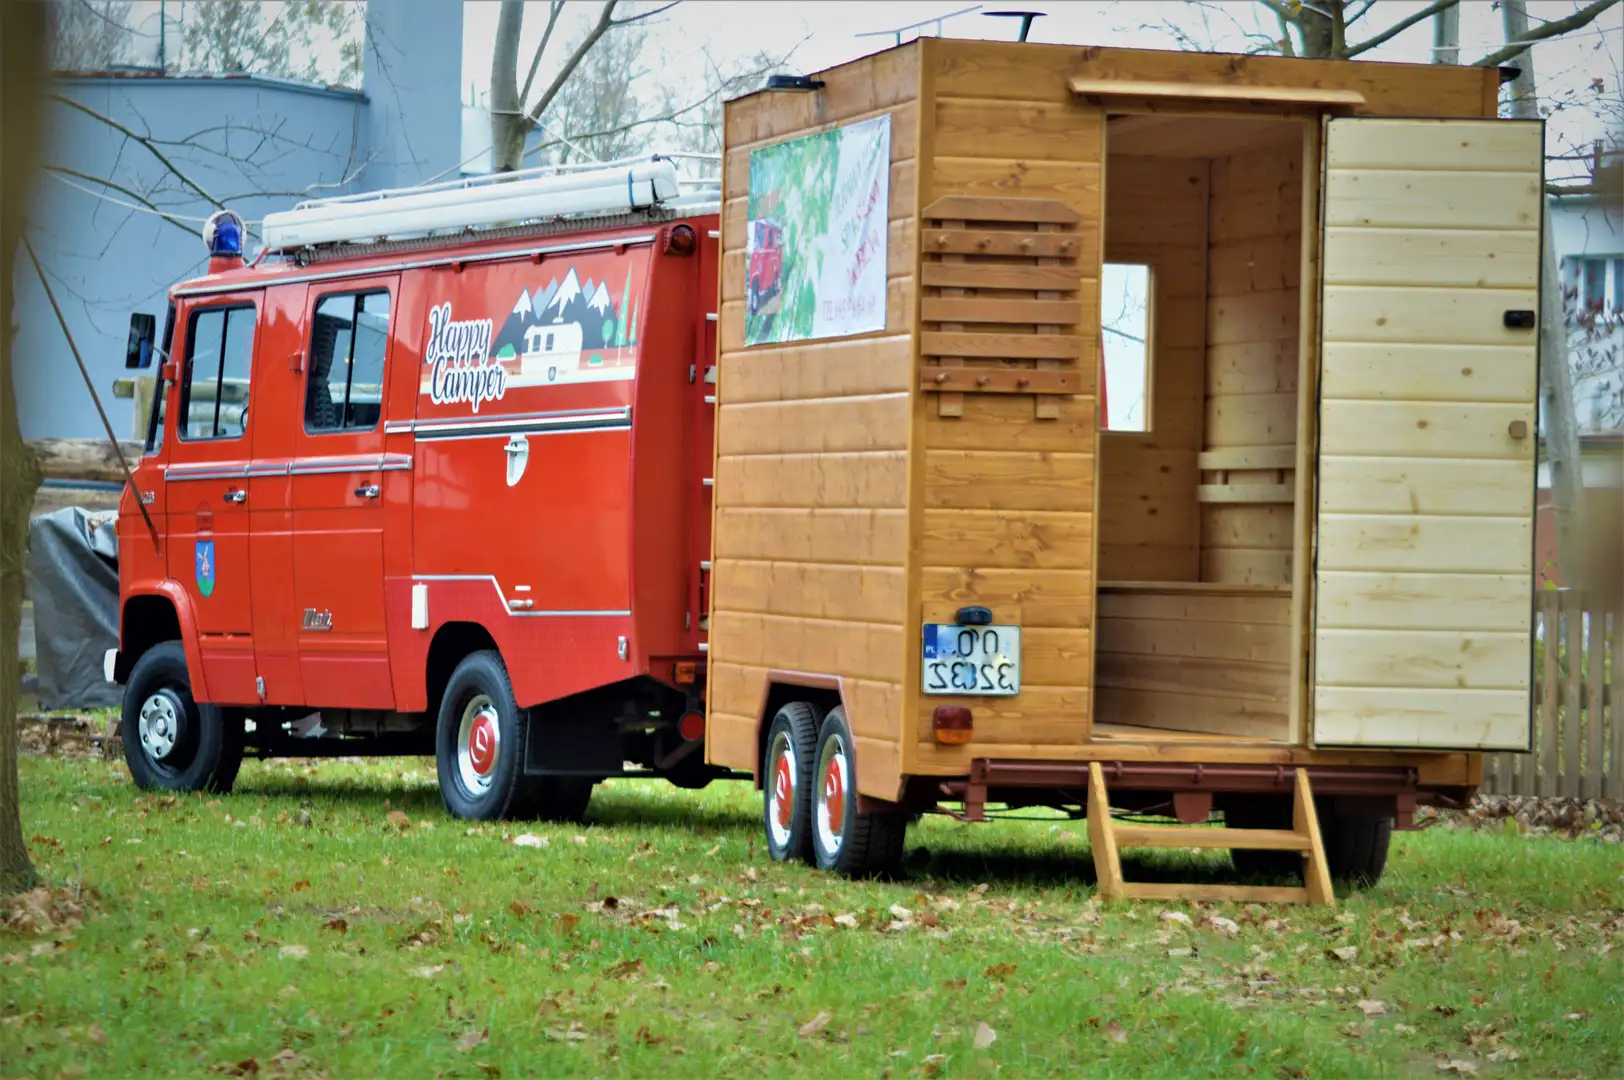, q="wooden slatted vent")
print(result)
[918,195,1084,420]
